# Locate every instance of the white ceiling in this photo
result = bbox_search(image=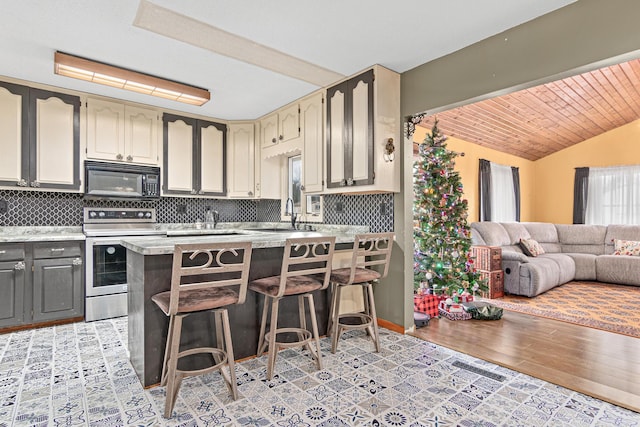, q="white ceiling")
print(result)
[0,0,574,120]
